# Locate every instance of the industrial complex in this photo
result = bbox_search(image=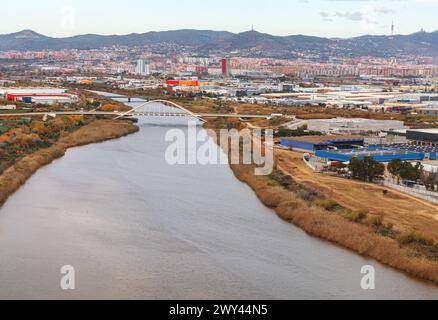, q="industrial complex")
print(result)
[280,135,365,152]
[306,118,408,134]
[315,147,435,163]
[0,88,77,105]
[280,123,438,166]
